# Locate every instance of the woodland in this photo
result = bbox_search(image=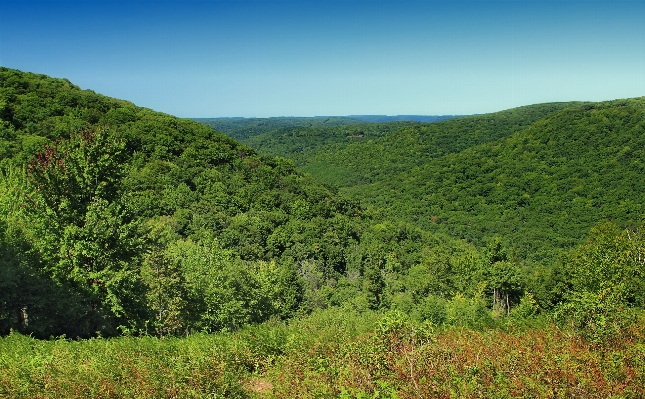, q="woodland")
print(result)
[1,67,644,398]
